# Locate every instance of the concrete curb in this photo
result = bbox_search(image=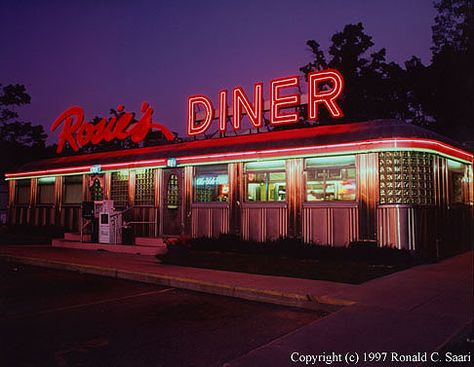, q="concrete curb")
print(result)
[0,254,354,312]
